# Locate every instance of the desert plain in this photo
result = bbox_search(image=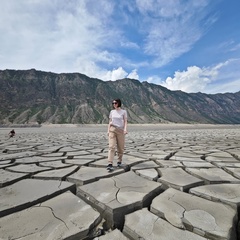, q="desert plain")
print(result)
[0,124,240,240]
